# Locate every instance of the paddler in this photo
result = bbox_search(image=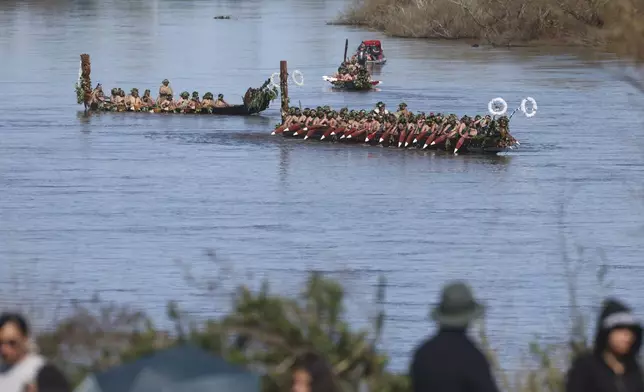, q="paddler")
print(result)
[158,79,173,102]
[115,89,126,111]
[214,94,229,108]
[413,117,433,147]
[396,102,411,118]
[125,88,142,111]
[141,89,155,108]
[374,102,389,116]
[327,111,338,129]
[109,88,119,103]
[189,91,201,111]
[379,114,400,145]
[399,114,417,147]
[282,107,297,128]
[201,92,215,109]
[107,88,118,110]
[296,108,307,126]
[365,114,380,136]
[91,83,105,106]
[312,110,328,127]
[160,94,174,111]
[497,116,510,139]
[393,116,407,138]
[176,91,190,110]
